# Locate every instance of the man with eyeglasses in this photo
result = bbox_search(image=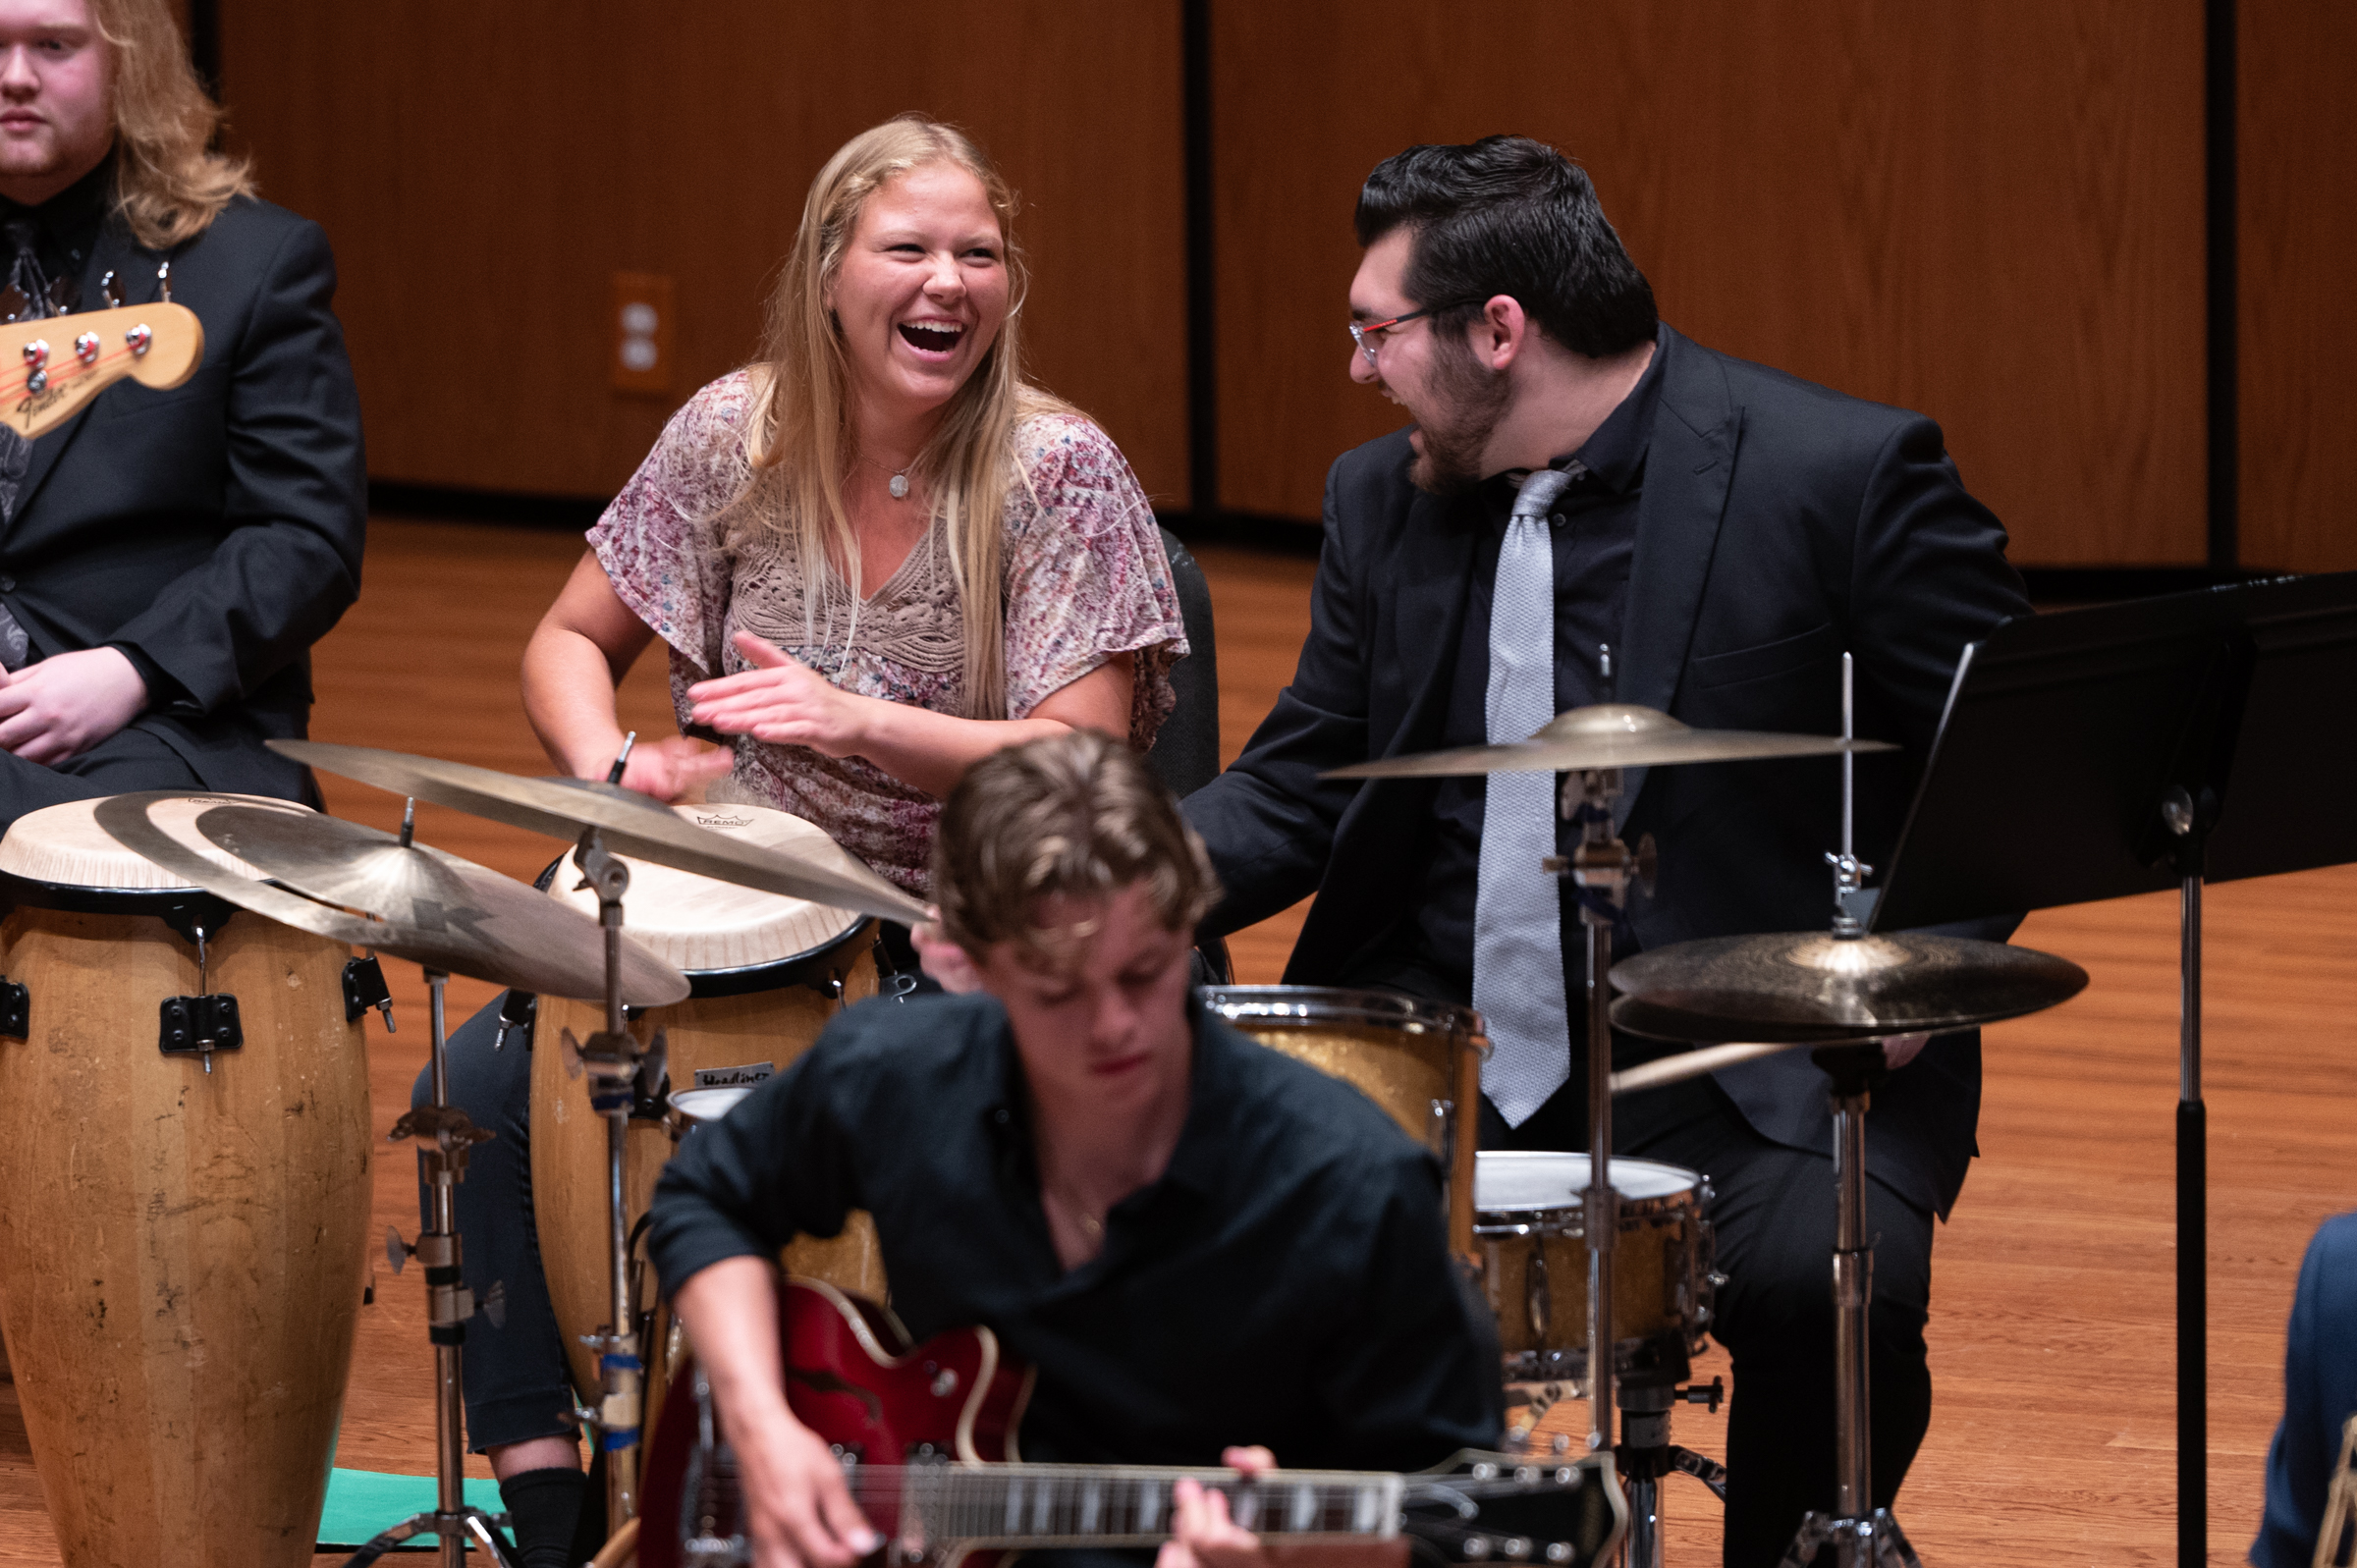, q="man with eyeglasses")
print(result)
[1181,135,2028,1566]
